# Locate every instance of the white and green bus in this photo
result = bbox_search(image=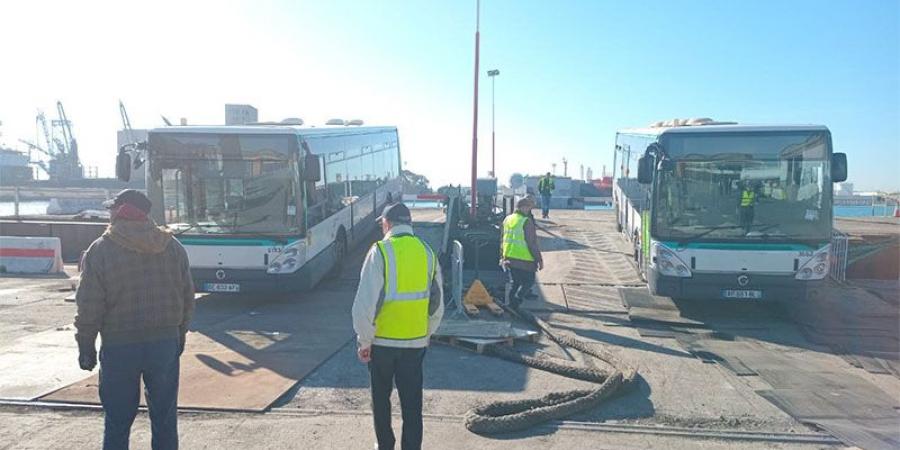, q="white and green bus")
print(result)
[613,119,847,301]
[118,124,402,293]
